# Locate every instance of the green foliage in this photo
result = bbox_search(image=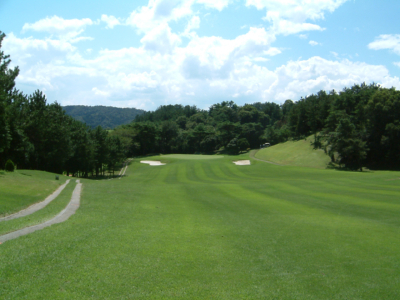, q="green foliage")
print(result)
[0,33,126,176]
[5,159,14,171]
